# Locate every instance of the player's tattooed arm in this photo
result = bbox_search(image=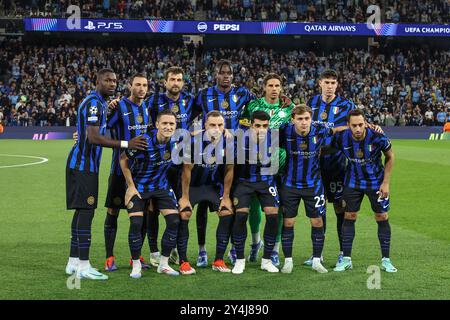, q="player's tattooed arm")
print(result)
[220,164,234,212]
[86,126,148,150]
[179,164,193,211]
[380,148,394,199]
[120,152,141,206]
